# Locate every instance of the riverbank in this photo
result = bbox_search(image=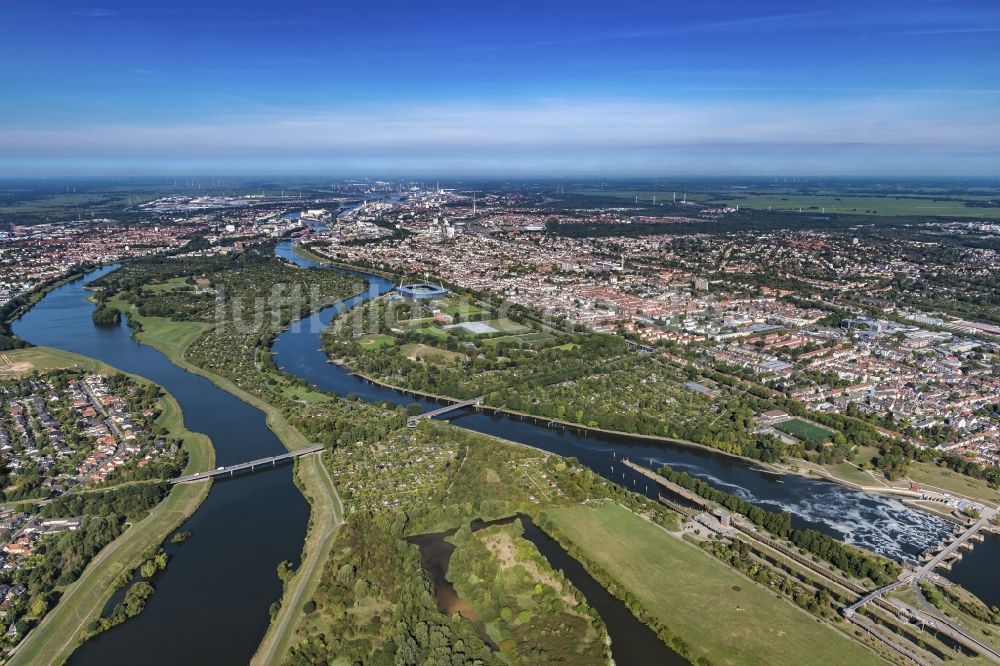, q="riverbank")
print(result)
[104,290,348,664]
[299,245,1000,518]
[292,243,398,281]
[543,502,885,666]
[336,363,950,509]
[4,347,215,666]
[1,270,91,349]
[250,453,343,664]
